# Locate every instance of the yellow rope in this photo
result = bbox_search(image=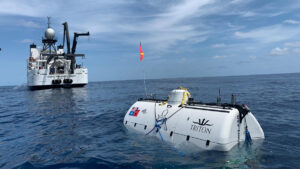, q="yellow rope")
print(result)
[160,87,191,106]
[179,86,191,105]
